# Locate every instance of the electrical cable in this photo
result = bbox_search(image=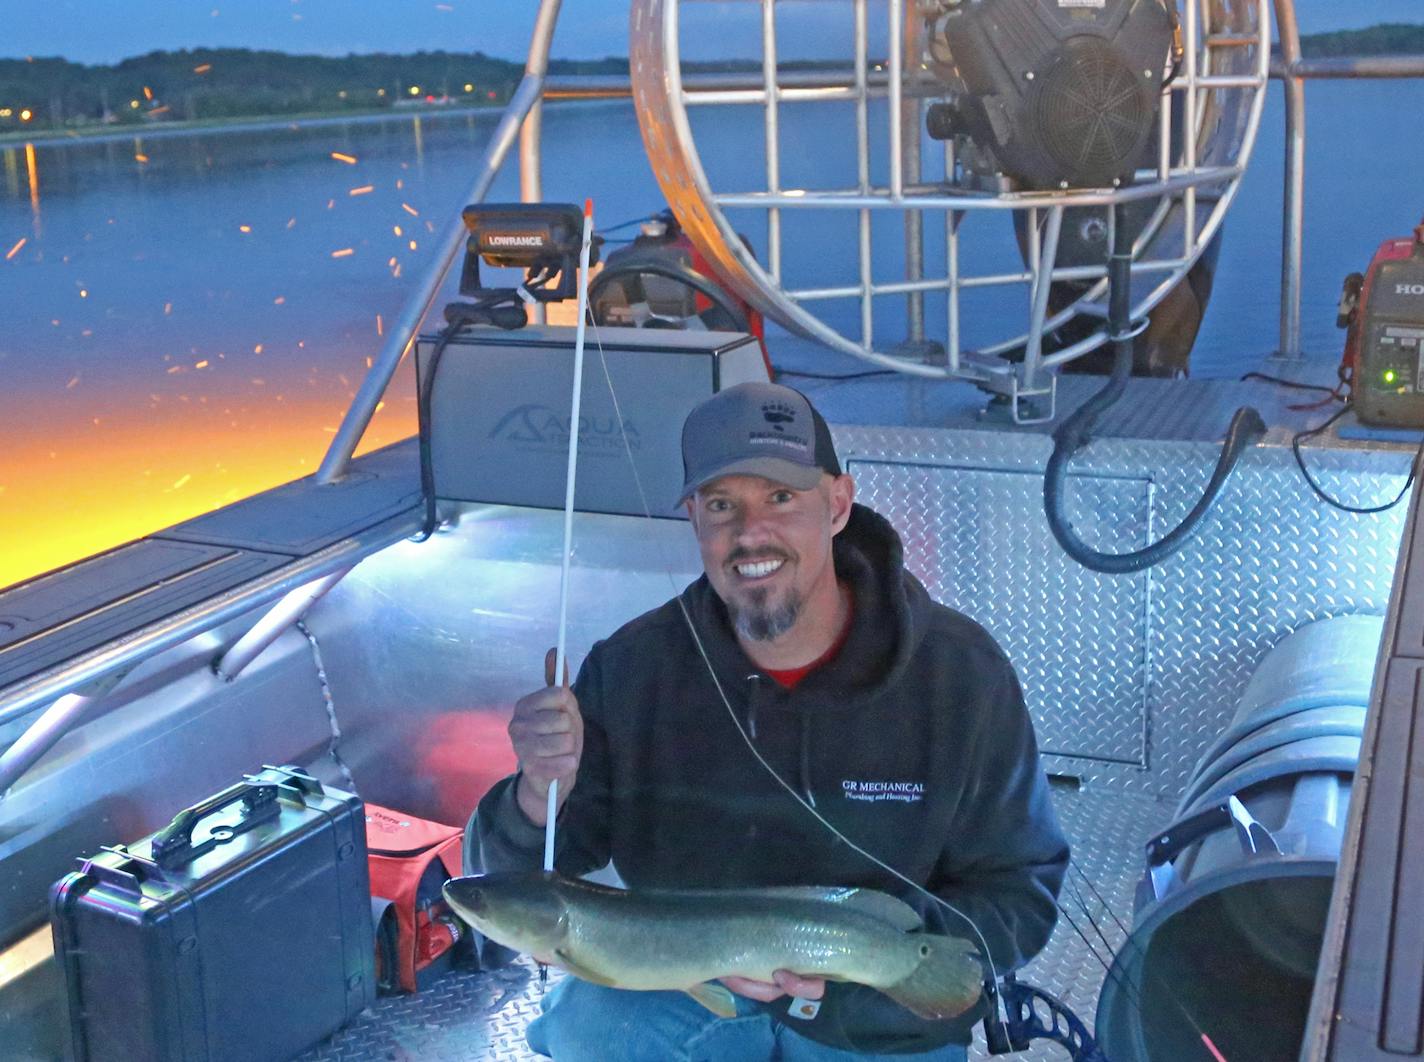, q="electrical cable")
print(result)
[594,212,660,237]
[413,290,536,542]
[1291,404,1422,514]
[1043,203,1266,574]
[1239,371,1341,397]
[294,618,358,796]
[776,368,899,382]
